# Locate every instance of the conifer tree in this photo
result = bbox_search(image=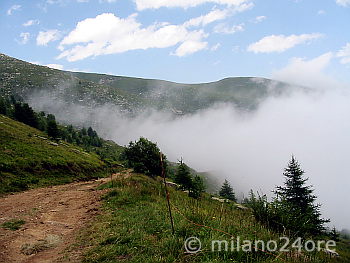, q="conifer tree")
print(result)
[174,161,193,191]
[47,117,60,140]
[14,102,38,128]
[219,180,236,201]
[189,175,205,199]
[275,156,329,236]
